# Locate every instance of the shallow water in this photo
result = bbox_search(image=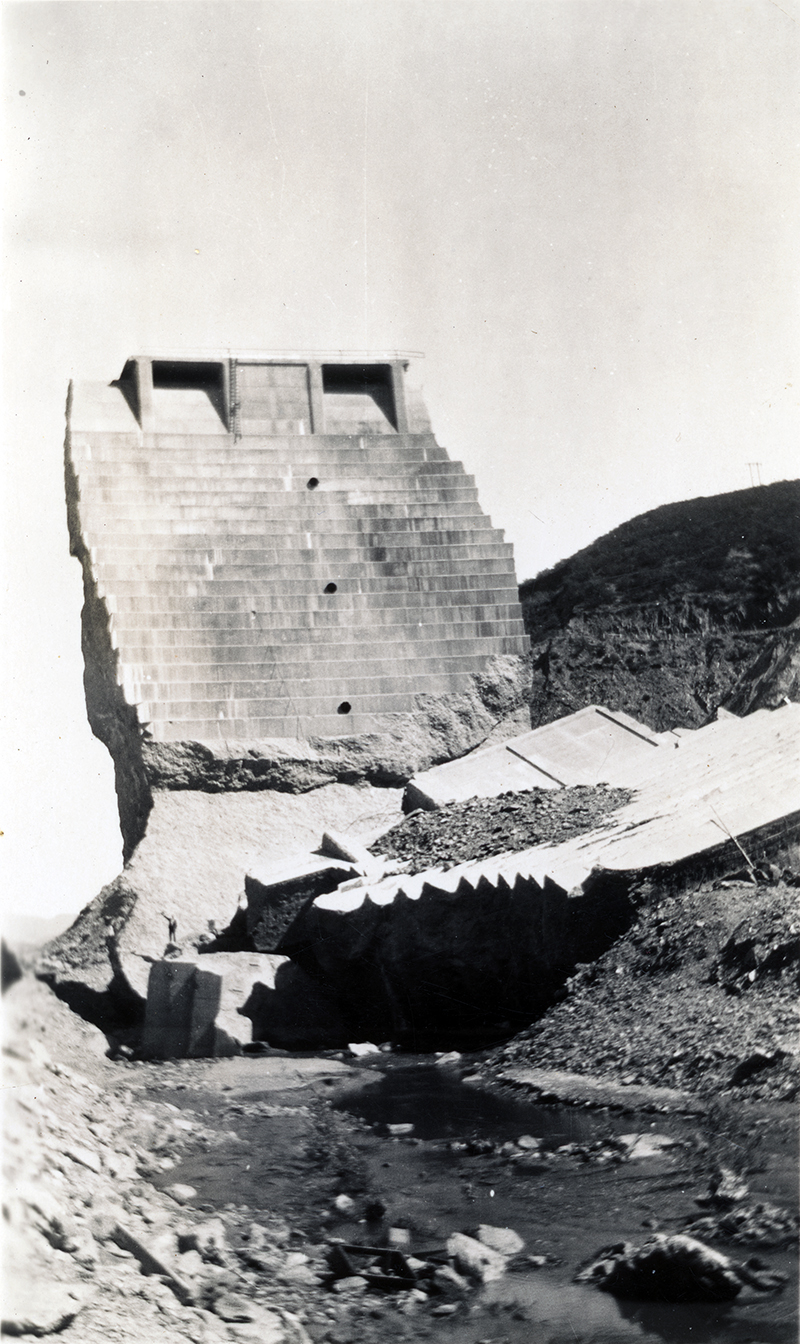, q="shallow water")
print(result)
[148,1055,798,1344]
[333,1059,624,1144]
